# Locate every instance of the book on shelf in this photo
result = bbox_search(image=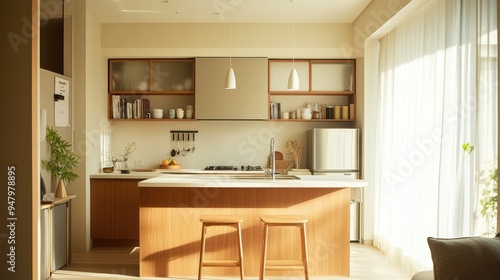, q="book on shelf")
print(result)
[112,96,151,119]
[120,97,128,119]
[142,98,150,119]
[127,103,133,119]
[269,102,281,119]
[112,95,120,119]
